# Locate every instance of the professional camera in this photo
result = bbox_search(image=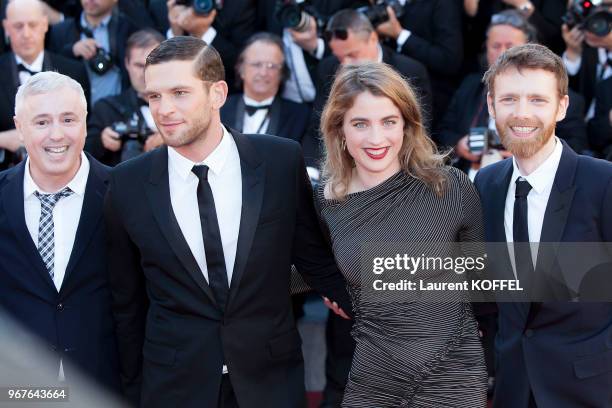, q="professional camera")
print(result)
[274,0,327,33]
[468,127,504,154]
[111,117,152,145]
[357,0,405,27]
[89,47,113,75]
[562,0,612,37]
[175,0,222,15]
